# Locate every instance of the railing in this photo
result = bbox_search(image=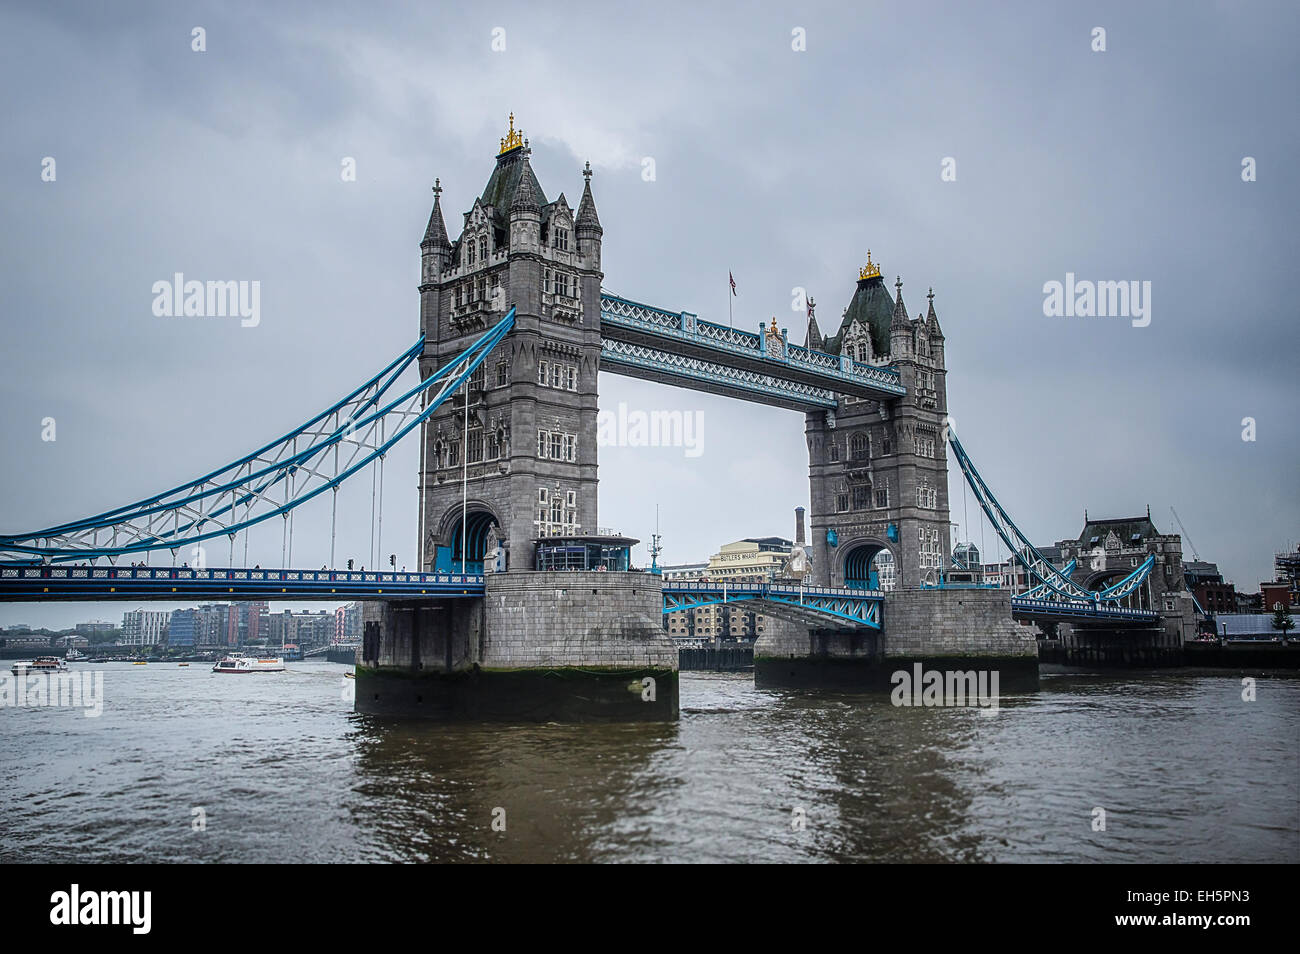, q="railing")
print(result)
[0,565,484,586]
[600,293,905,395]
[1011,596,1160,621]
